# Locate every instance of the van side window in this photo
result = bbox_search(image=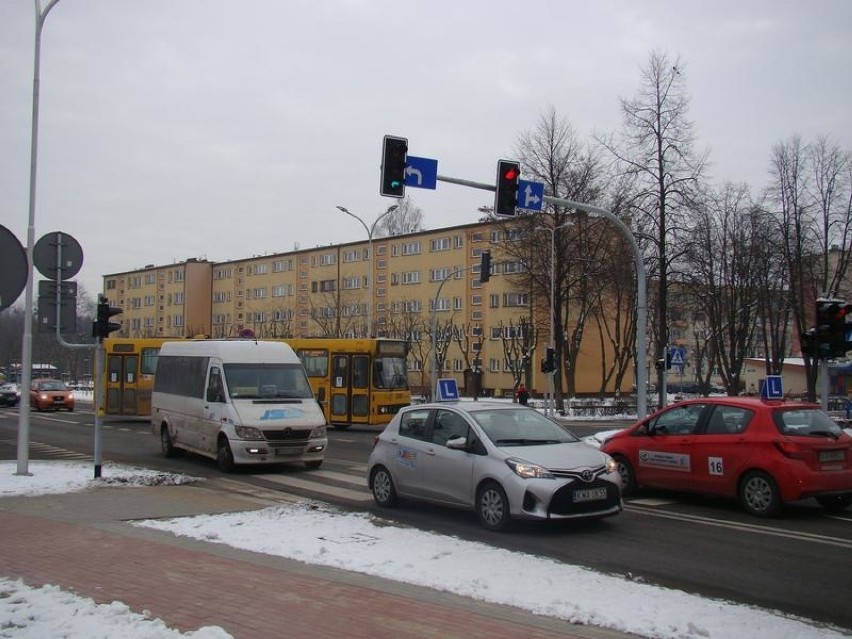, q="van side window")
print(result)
[206,367,226,403]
